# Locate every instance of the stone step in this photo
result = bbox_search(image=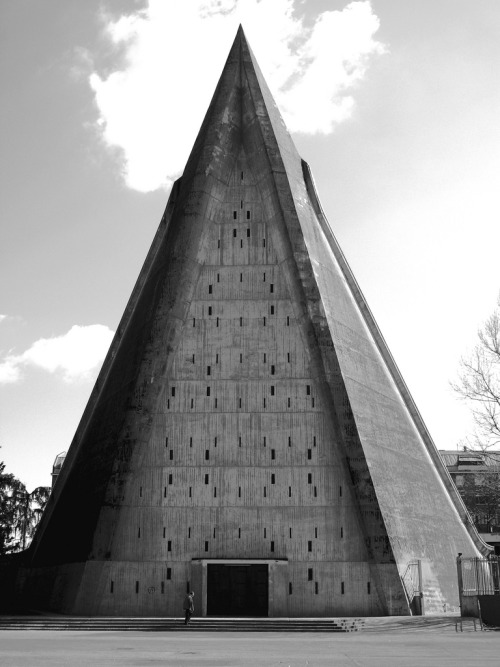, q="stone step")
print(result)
[0,616,362,632]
